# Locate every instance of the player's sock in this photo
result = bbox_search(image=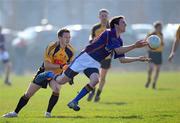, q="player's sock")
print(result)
[14,95,29,113]
[87,88,96,101]
[94,89,101,102]
[96,89,102,97]
[73,84,93,103]
[47,92,59,113]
